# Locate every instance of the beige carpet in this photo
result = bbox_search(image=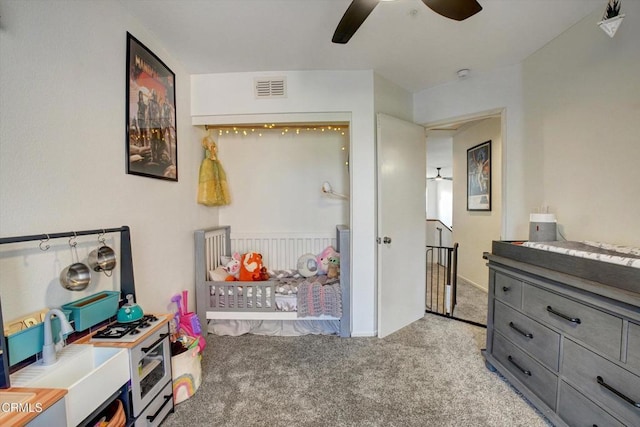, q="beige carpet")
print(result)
[450,279,488,325]
[161,316,551,427]
[426,262,488,325]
